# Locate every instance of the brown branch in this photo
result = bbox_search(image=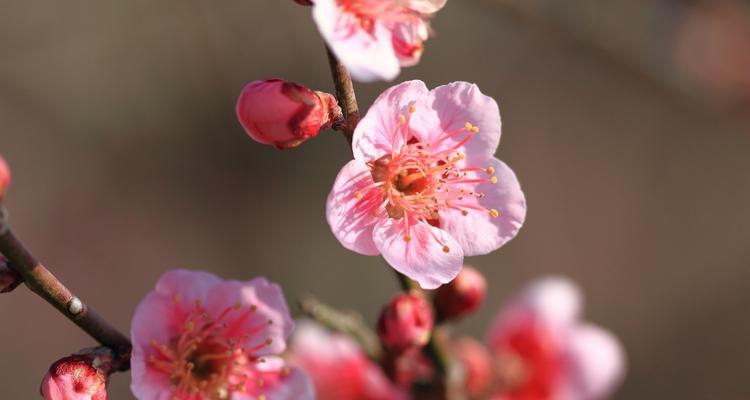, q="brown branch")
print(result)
[0,207,131,370]
[325,46,360,145]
